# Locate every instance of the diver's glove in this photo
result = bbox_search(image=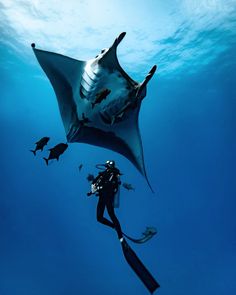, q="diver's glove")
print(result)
[91,183,97,193]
